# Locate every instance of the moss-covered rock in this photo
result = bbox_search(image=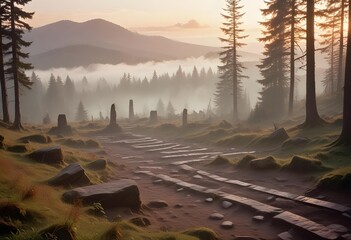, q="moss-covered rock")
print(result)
[249,156,279,170]
[236,155,256,168]
[208,156,231,166]
[19,134,52,144]
[283,156,330,172]
[183,227,218,240]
